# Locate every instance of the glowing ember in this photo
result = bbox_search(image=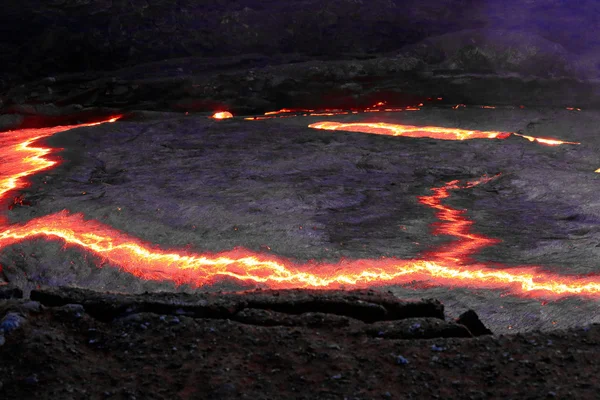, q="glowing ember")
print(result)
[244,116,276,121]
[0,114,598,299]
[212,111,233,119]
[265,108,314,115]
[309,112,346,116]
[255,103,424,120]
[513,133,580,146]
